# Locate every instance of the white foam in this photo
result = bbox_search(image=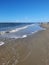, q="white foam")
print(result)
[9,26,28,33]
[8,25,46,35]
[0,24,35,35]
[0,42,5,46]
[10,35,27,39]
[9,24,35,33]
[0,25,29,35]
[21,35,27,38]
